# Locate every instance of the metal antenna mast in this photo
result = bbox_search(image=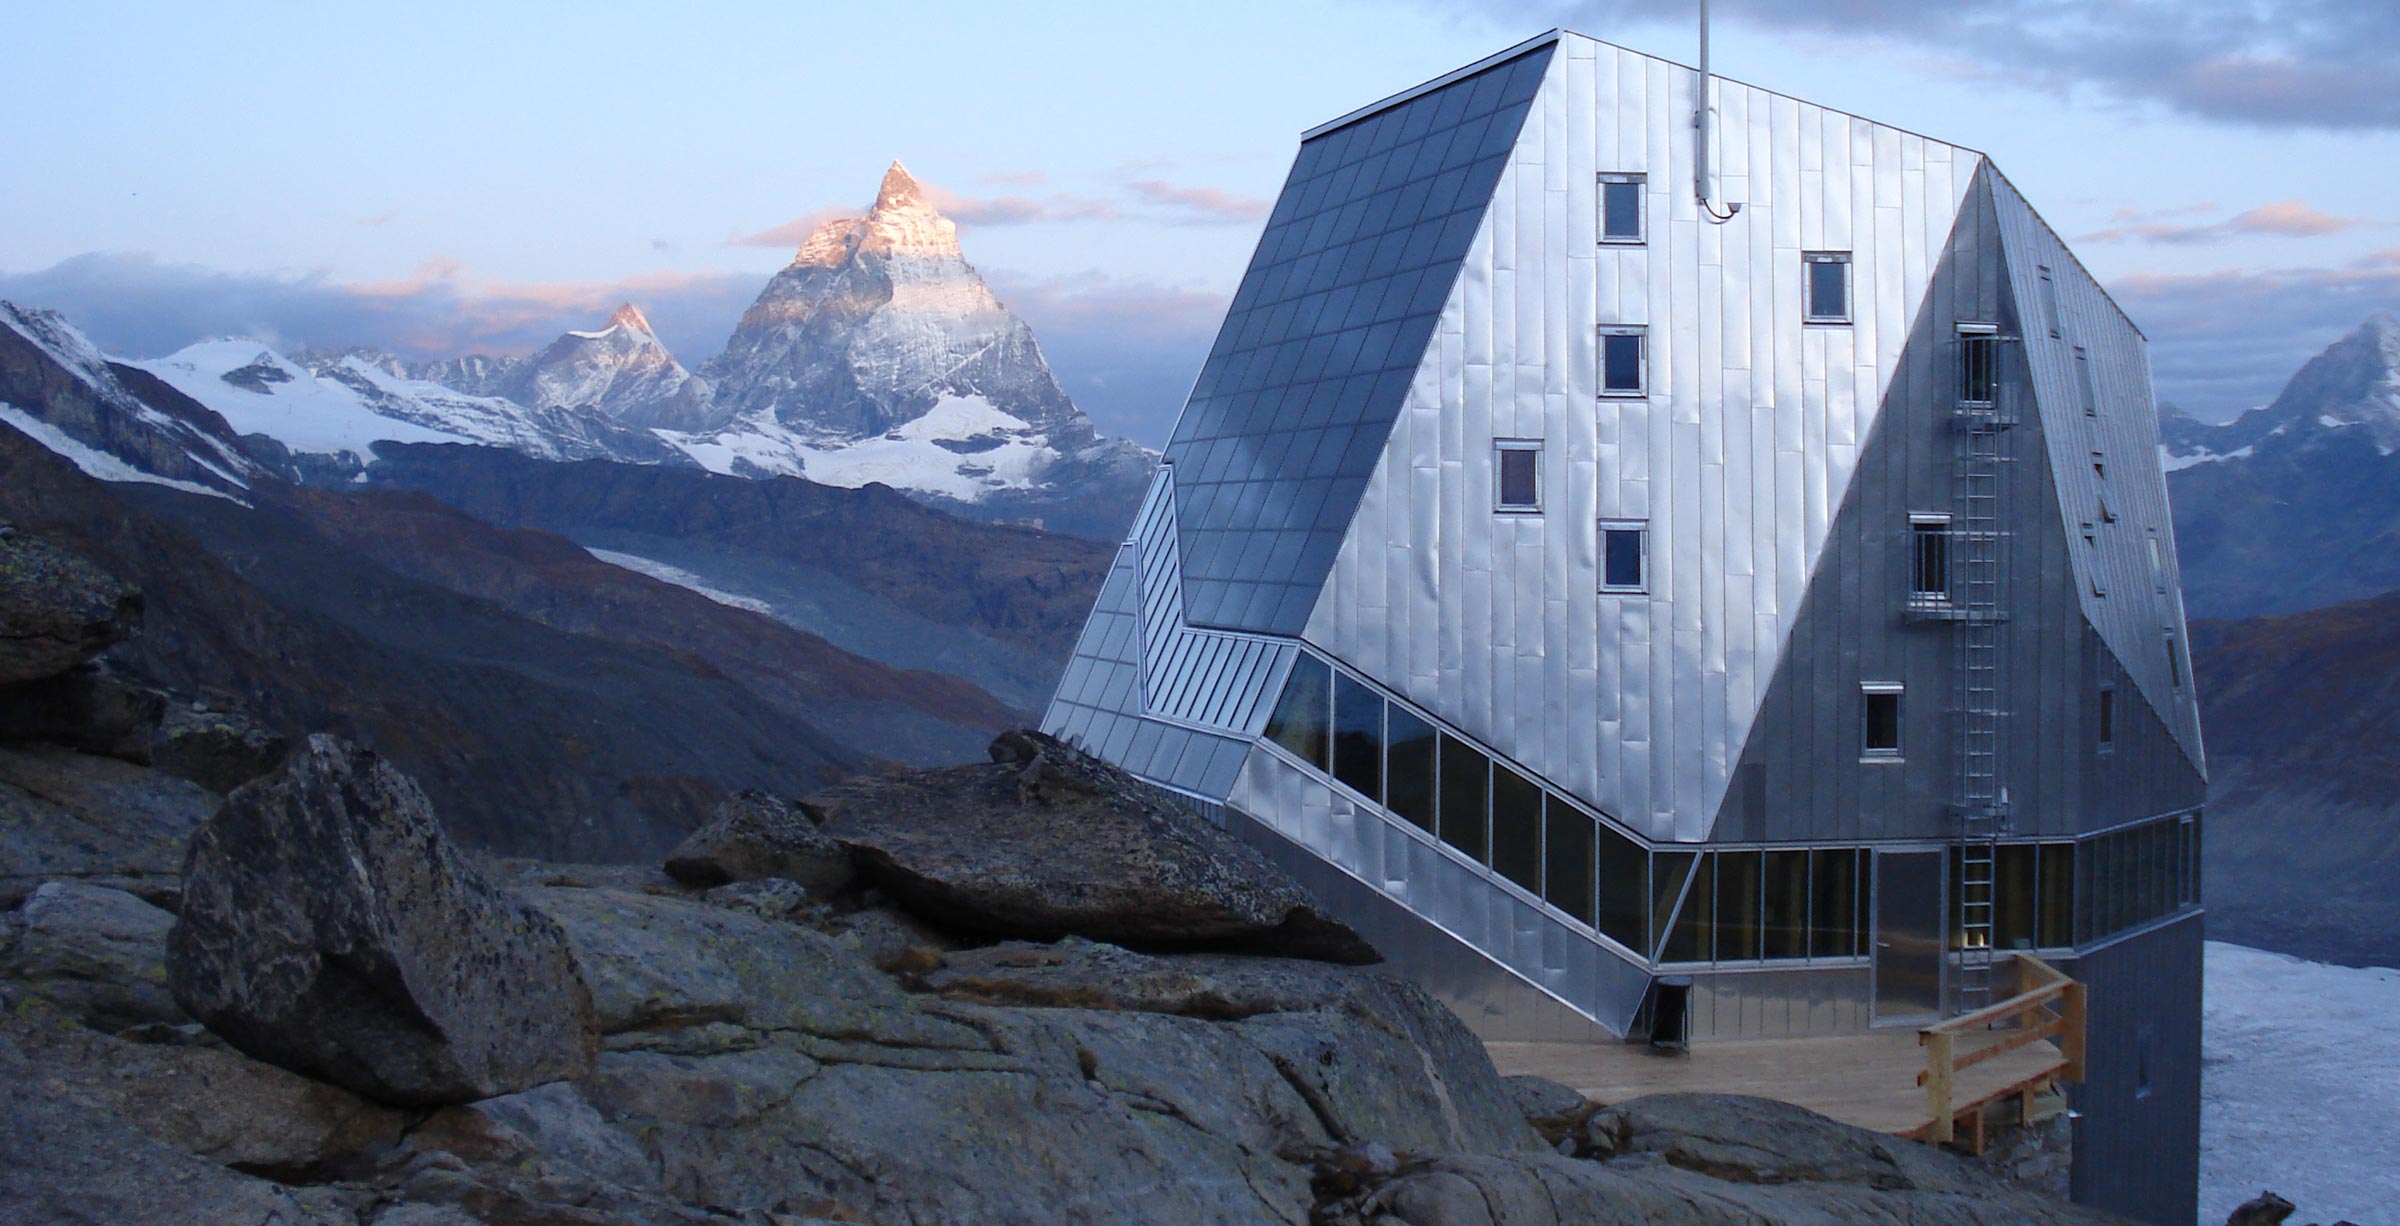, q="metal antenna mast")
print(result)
[1695,0,1741,221]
